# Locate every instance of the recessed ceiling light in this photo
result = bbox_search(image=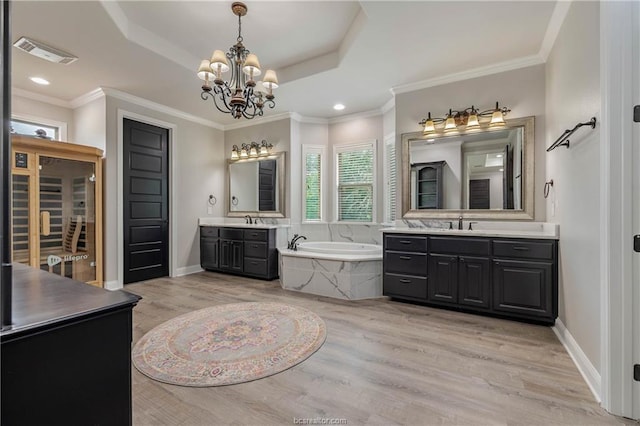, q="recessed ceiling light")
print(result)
[30,77,50,85]
[333,103,345,111]
[427,139,435,142]
[496,154,503,158]
[499,168,504,172]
